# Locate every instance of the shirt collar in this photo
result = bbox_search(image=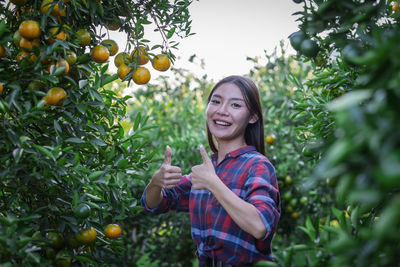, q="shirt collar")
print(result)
[211,145,256,162]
